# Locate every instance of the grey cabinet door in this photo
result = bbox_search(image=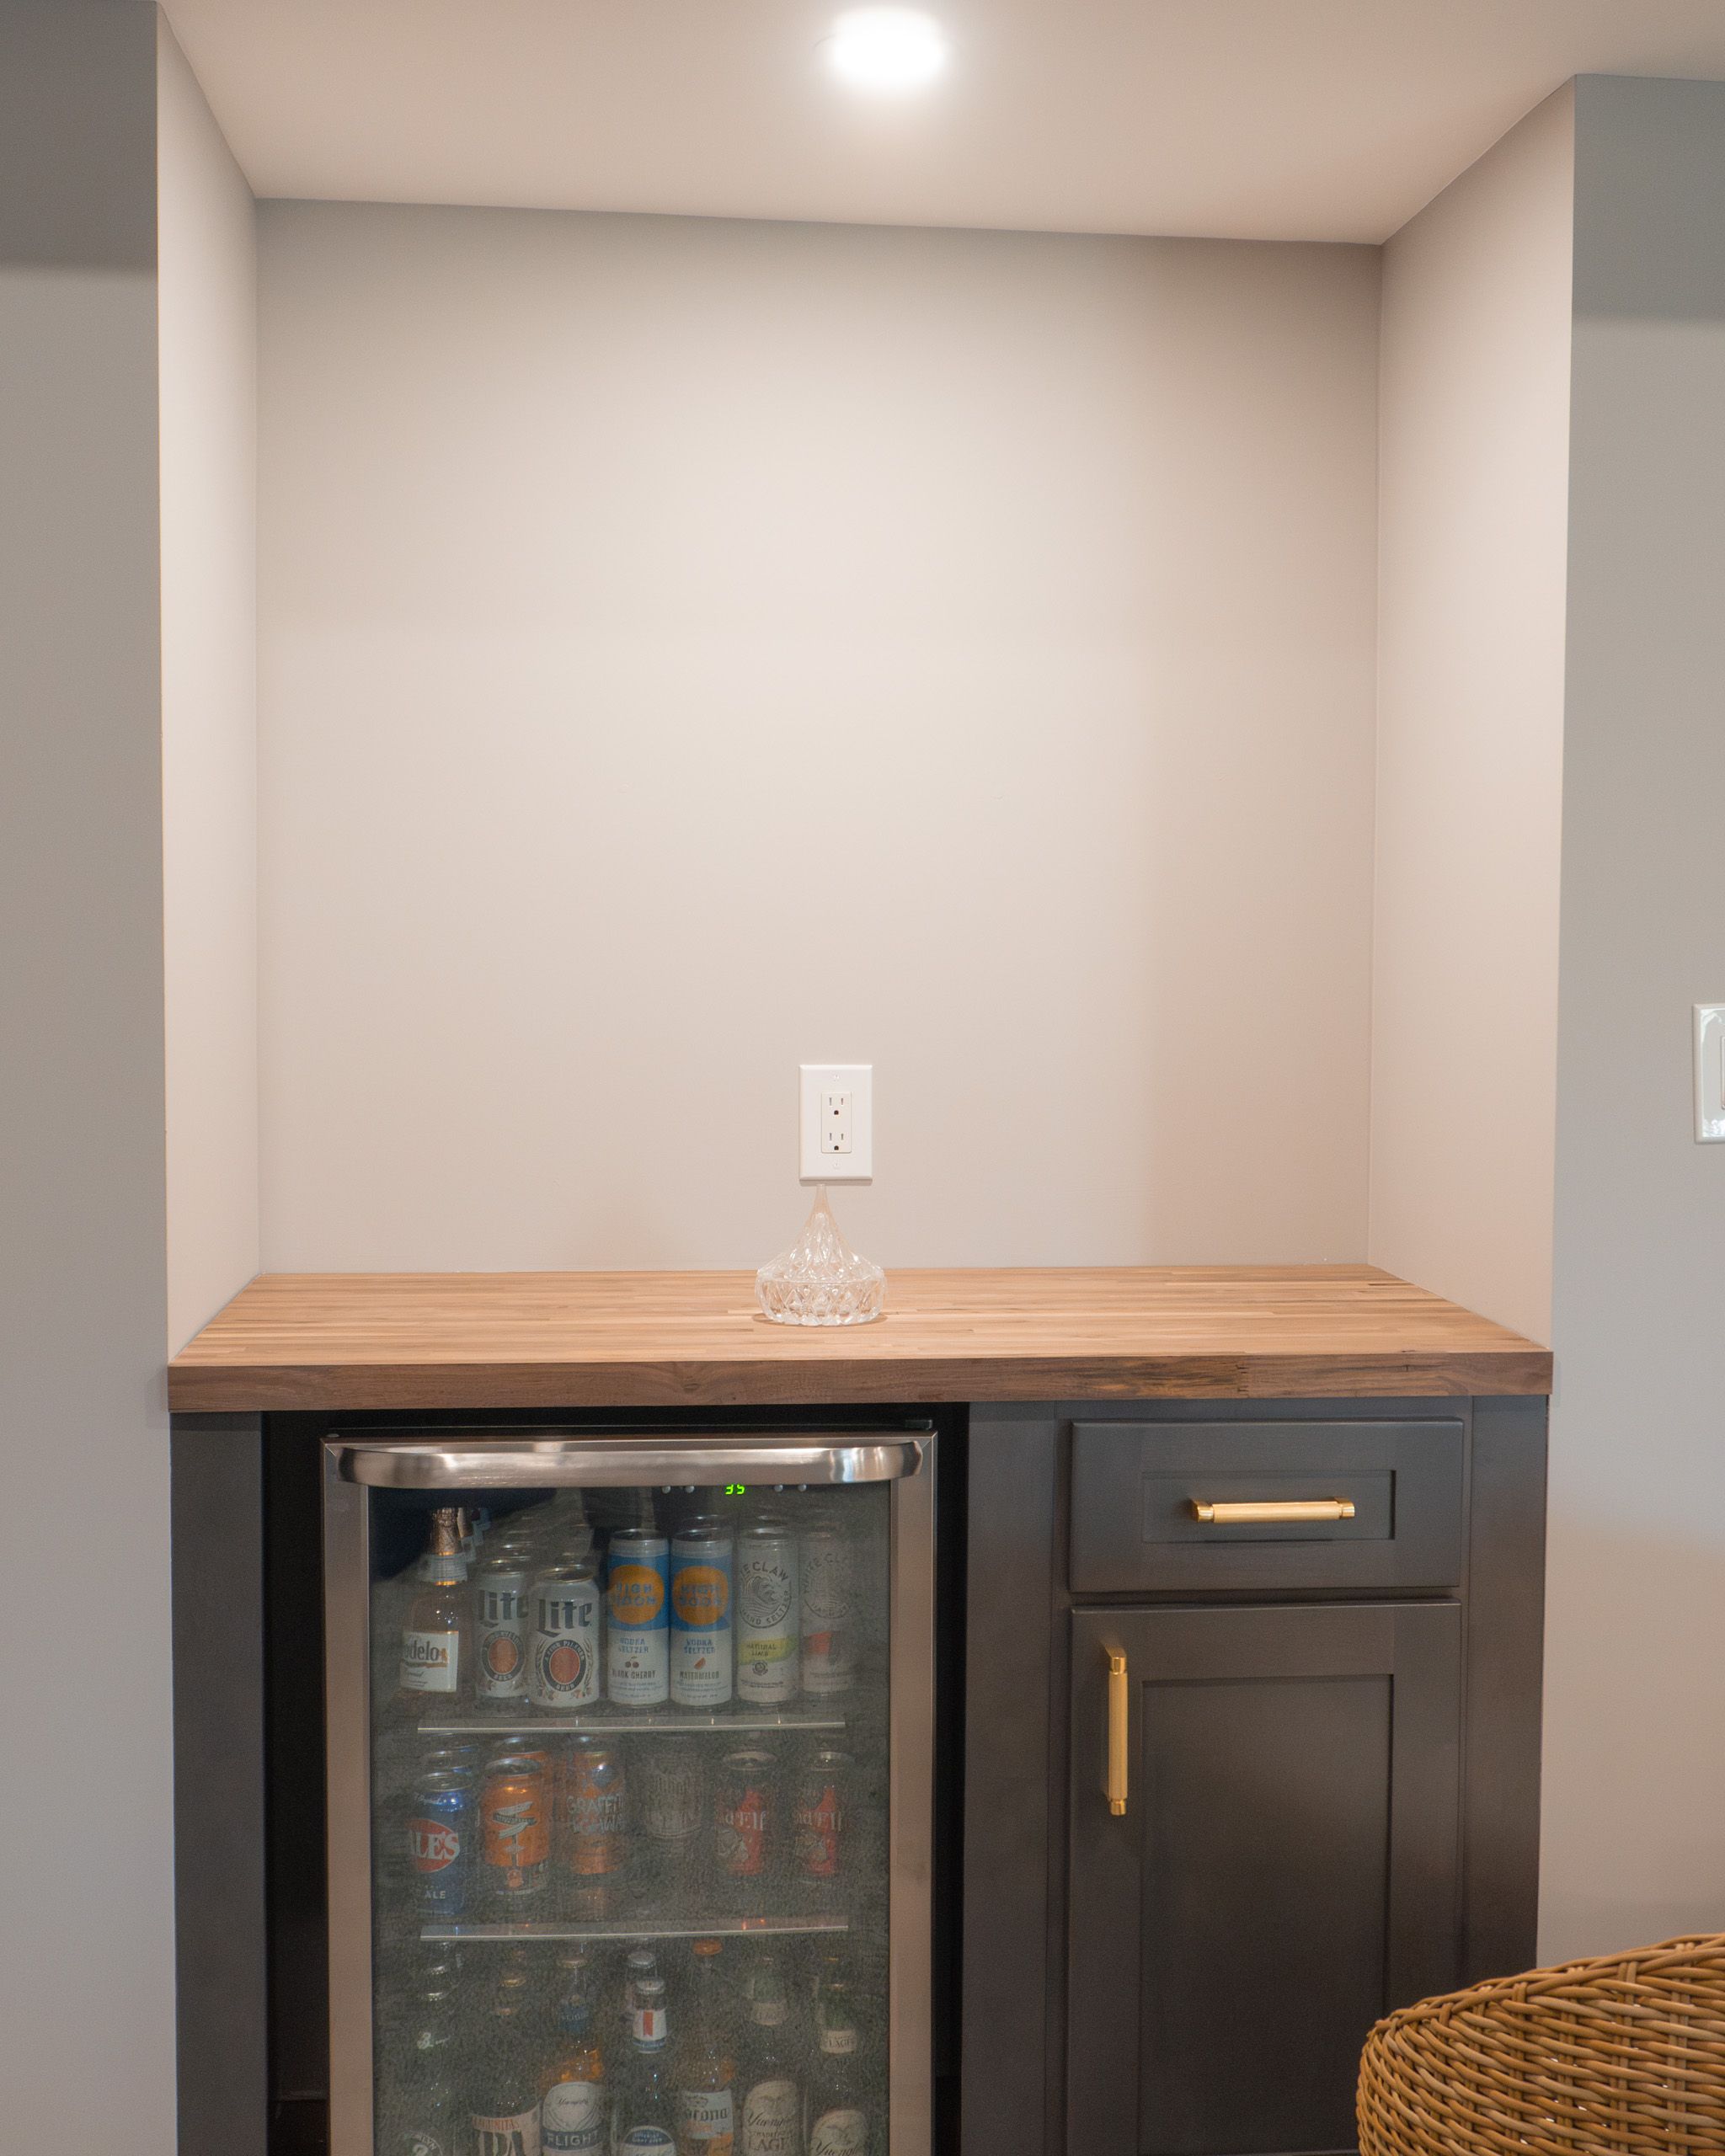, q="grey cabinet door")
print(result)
[1067,1602,1461,2156]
